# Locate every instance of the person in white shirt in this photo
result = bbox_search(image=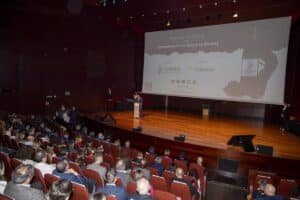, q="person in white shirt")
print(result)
[87,152,107,180]
[33,150,55,177]
[0,161,7,193]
